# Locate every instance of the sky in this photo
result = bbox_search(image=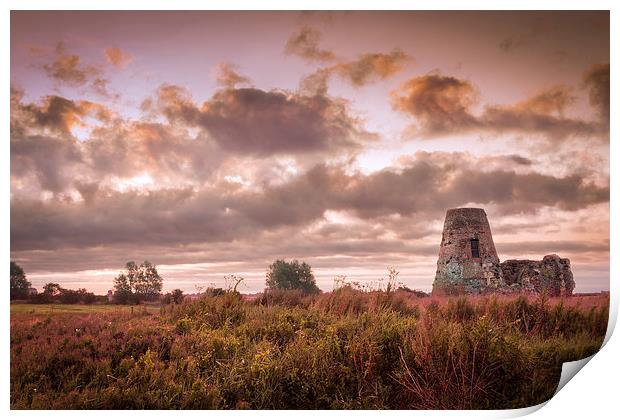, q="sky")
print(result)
[10,11,610,294]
